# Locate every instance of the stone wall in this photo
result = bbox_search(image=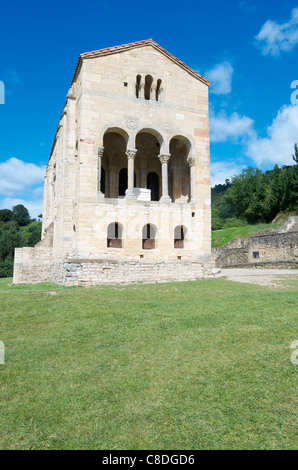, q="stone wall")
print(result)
[51,258,221,287]
[214,229,298,268]
[13,41,214,286]
[41,42,212,265]
[13,247,54,284]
